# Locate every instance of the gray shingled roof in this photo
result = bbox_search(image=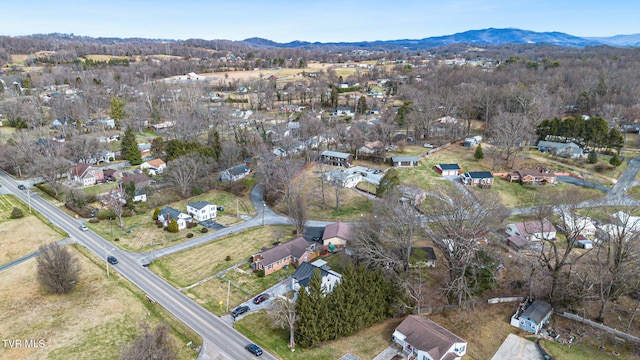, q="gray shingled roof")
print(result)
[396,315,465,359]
[520,300,552,324]
[188,200,213,210]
